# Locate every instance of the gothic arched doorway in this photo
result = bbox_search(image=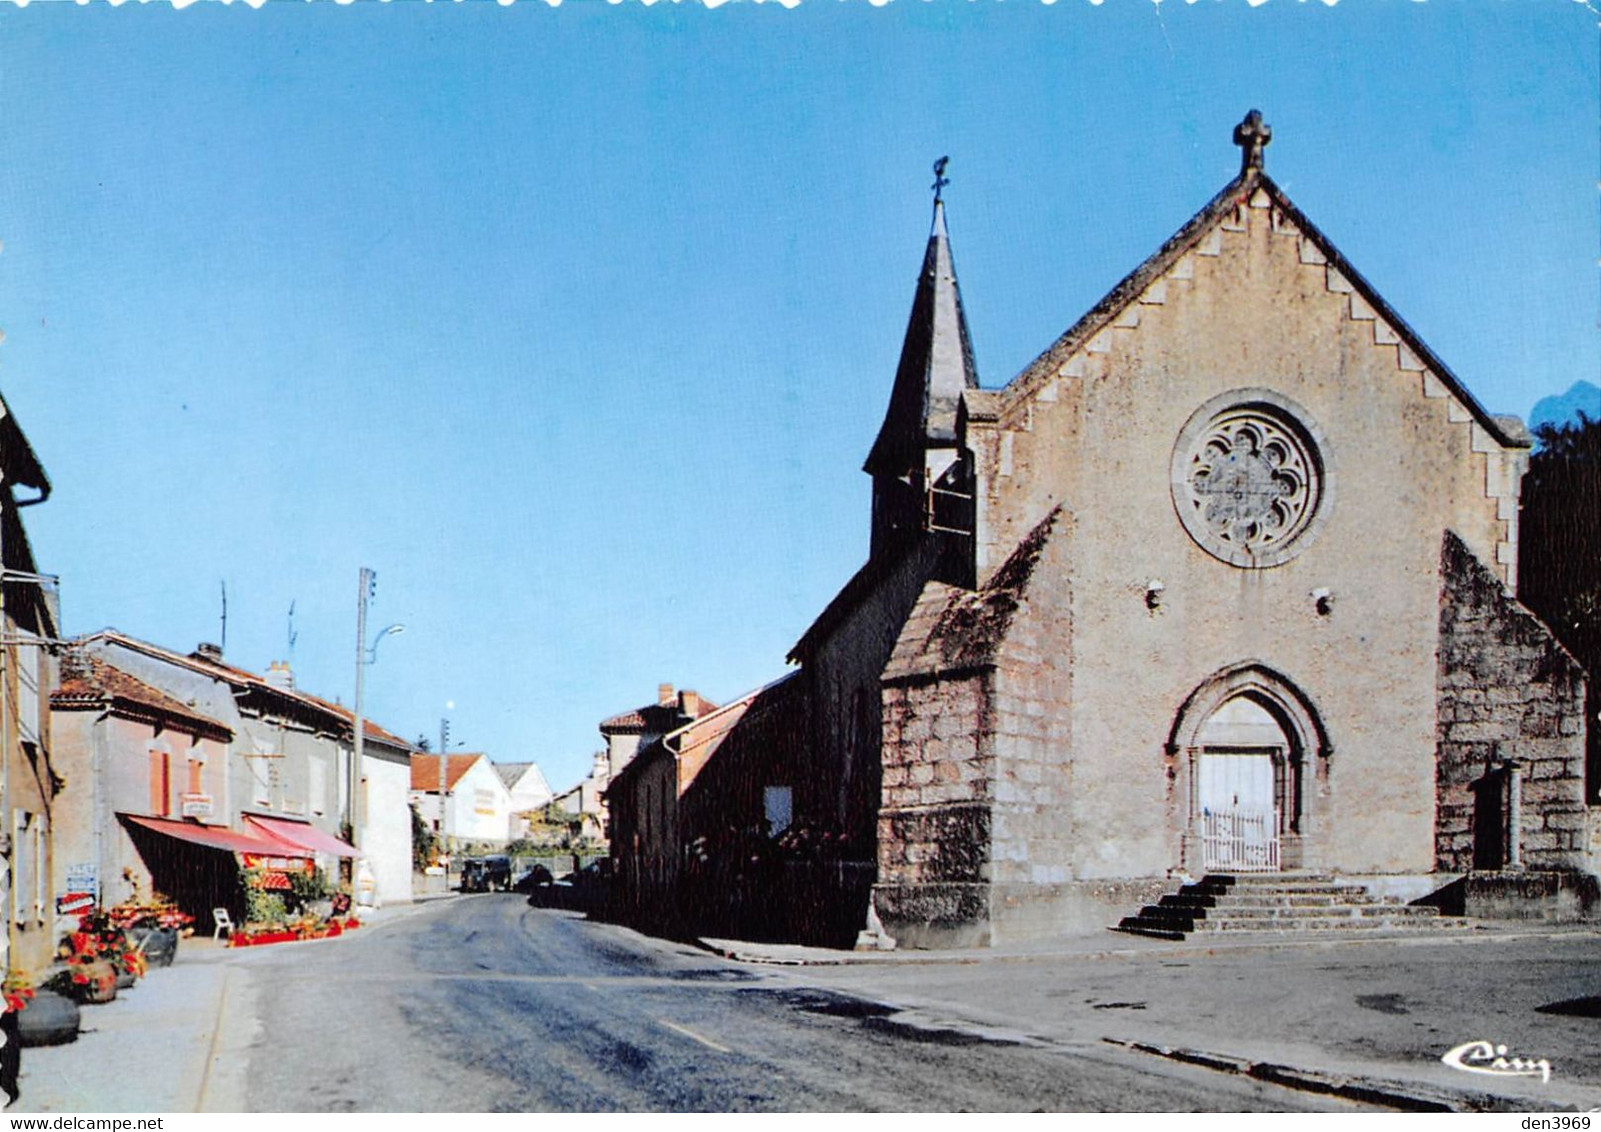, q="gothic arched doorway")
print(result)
[1168,663,1330,873]
[1195,698,1290,871]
